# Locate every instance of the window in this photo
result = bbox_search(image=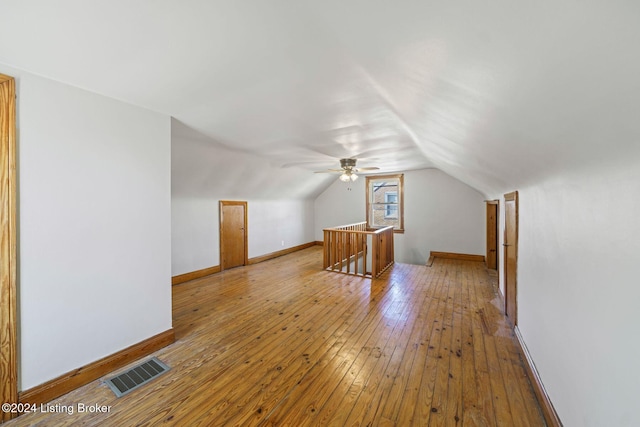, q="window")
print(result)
[366,174,404,233]
[384,192,398,218]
